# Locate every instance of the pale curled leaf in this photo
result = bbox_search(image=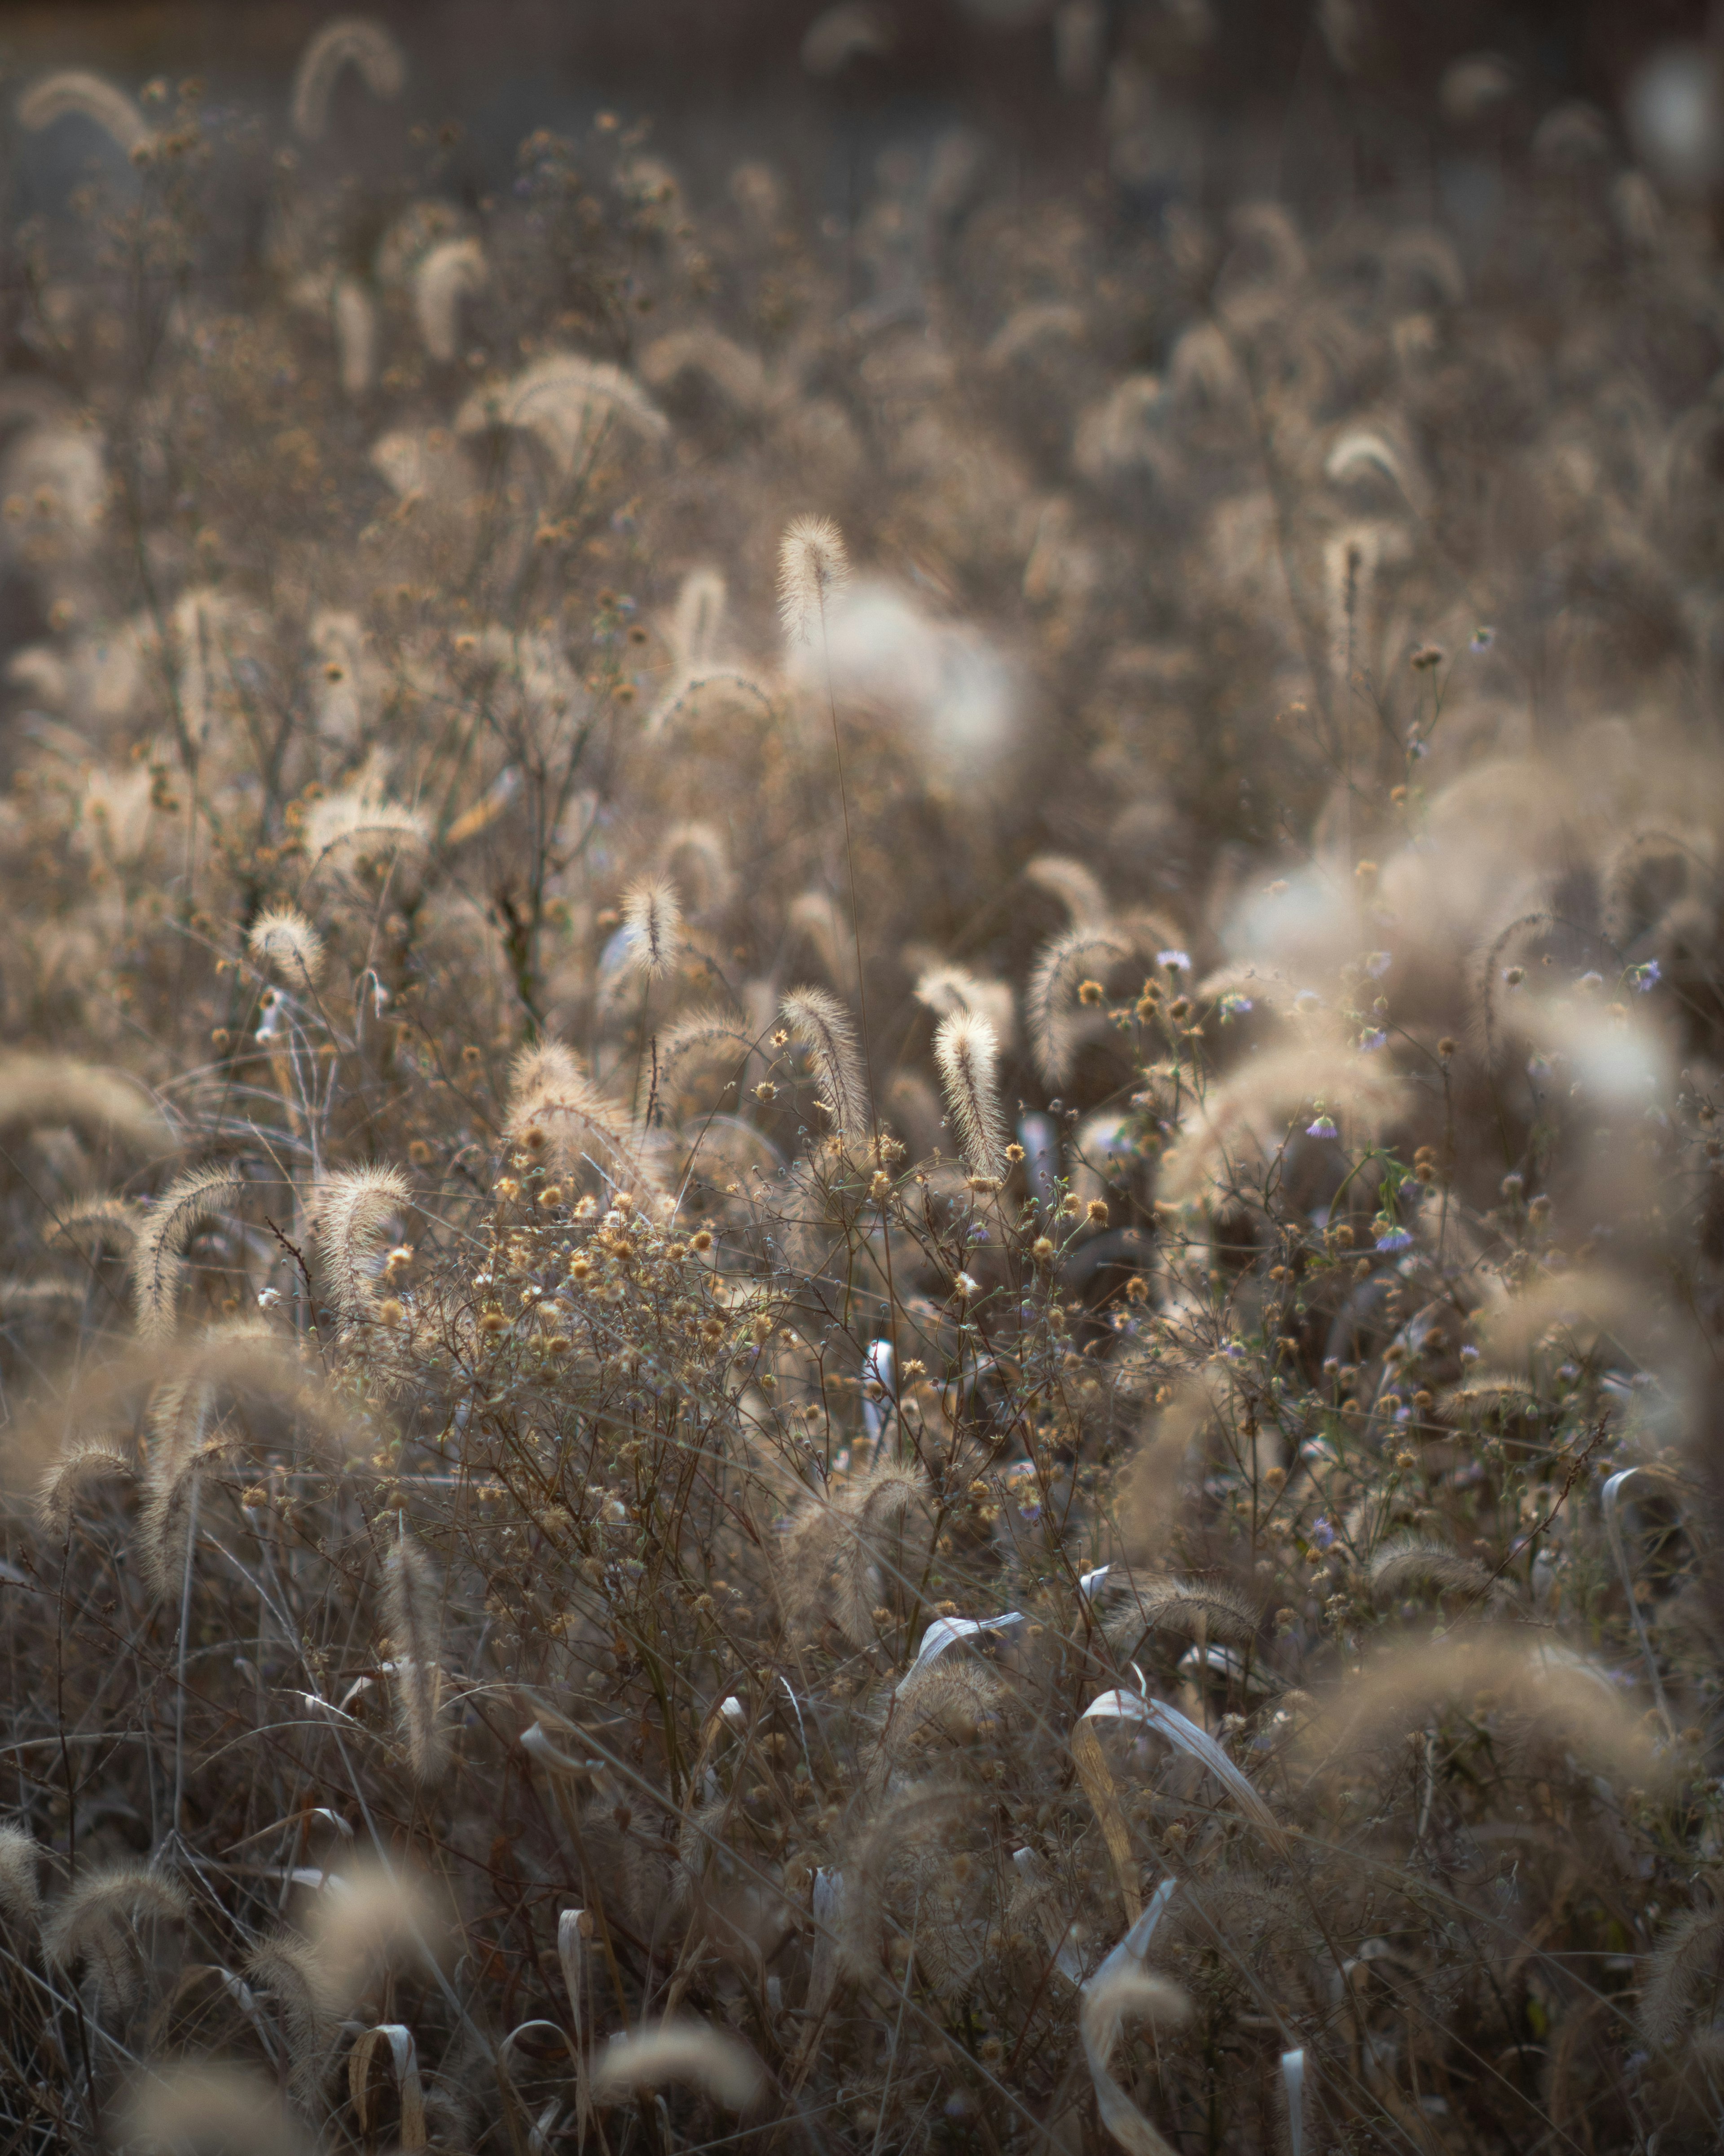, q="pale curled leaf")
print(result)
[907,1565,1109,1679]
[521,1721,602,1774]
[349,2023,427,2151]
[557,1908,588,2038]
[1082,1690,1285,1849]
[806,1866,842,2022]
[1080,1880,1185,2155]
[1282,2047,1306,2156]
[1603,1465,1677,1734]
